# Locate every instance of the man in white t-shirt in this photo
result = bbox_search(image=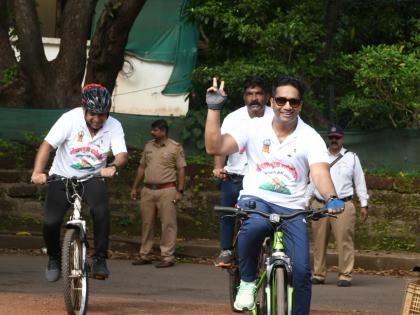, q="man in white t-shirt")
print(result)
[212,75,273,267]
[205,76,345,315]
[31,83,128,282]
